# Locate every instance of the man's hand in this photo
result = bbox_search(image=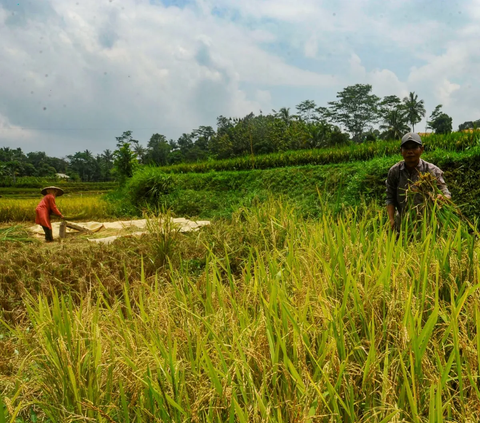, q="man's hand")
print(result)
[387,204,396,231]
[389,219,396,231]
[436,194,451,203]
